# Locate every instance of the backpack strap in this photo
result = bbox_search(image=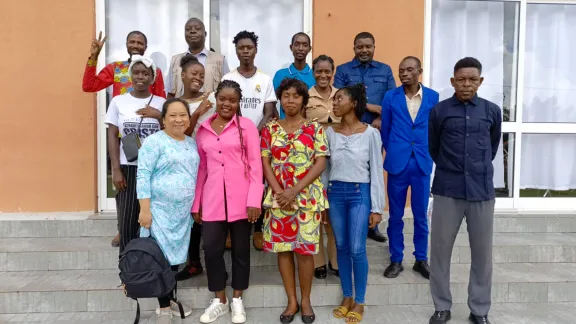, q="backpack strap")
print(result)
[170,277,186,319]
[132,298,141,324]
